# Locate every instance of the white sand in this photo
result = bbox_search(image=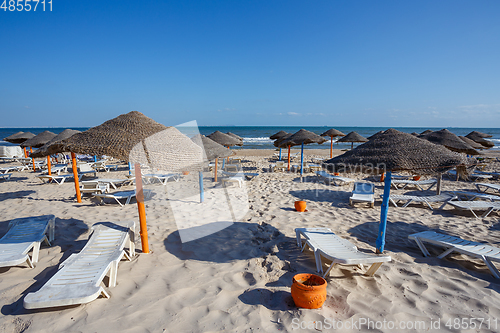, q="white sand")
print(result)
[1,151,500,332]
